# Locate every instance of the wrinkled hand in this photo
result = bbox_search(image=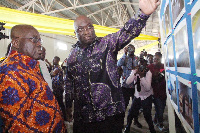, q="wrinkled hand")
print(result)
[66,108,73,122]
[139,0,160,15]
